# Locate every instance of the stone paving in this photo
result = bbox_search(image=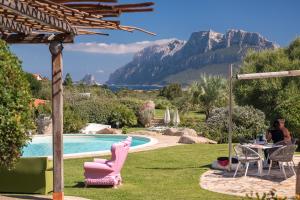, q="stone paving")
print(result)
[200,156,300,199]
